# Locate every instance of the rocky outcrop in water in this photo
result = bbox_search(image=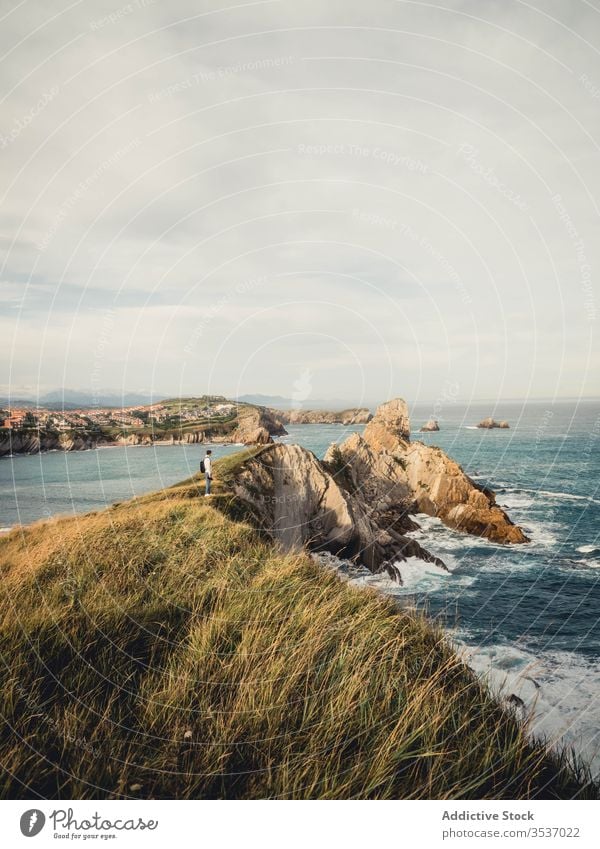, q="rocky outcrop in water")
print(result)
[271,407,373,425]
[326,399,527,545]
[419,419,440,432]
[223,397,527,585]
[230,406,287,444]
[361,398,411,449]
[477,418,510,429]
[115,433,155,446]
